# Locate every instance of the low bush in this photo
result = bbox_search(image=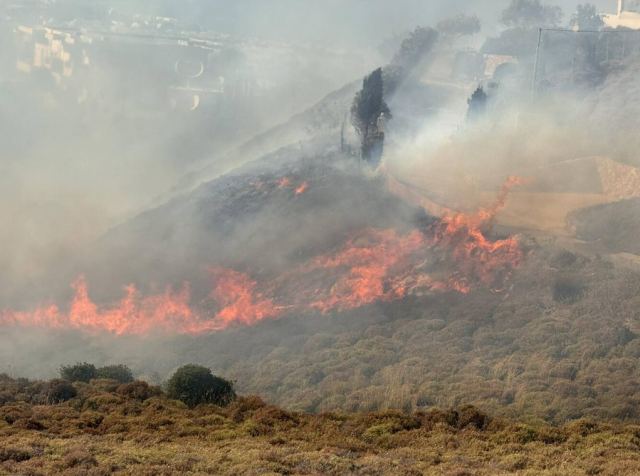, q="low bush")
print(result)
[45,379,77,404]
[0,447,32,462]
[552,276,585,303]
[62,448,97,469]
[166,365,236,408]
[117,381,160,401]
